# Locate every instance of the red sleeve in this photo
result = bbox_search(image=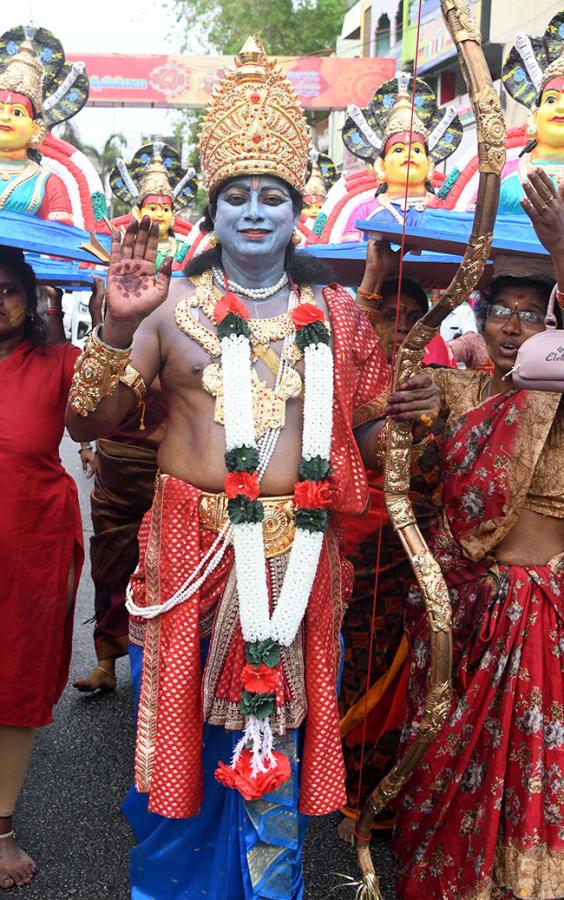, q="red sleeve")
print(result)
[38,173,73,224]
